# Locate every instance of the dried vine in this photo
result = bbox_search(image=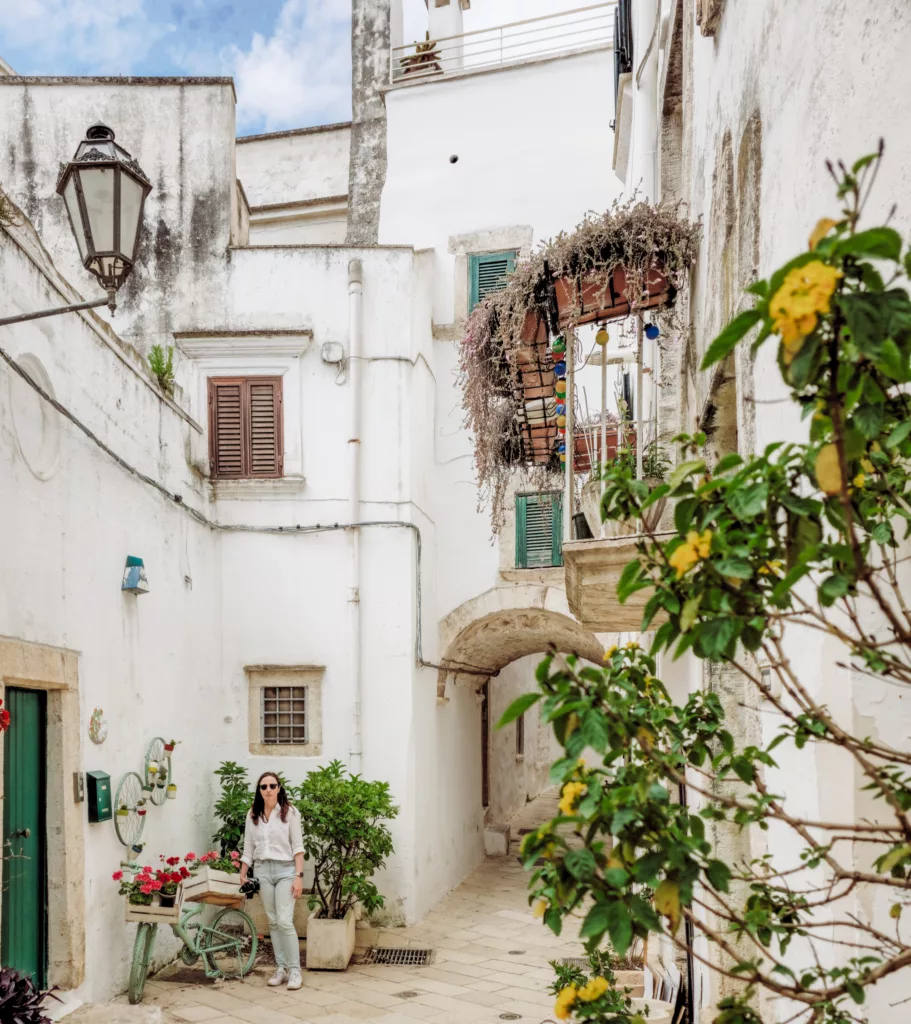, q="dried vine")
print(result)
[459,198,699,531]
